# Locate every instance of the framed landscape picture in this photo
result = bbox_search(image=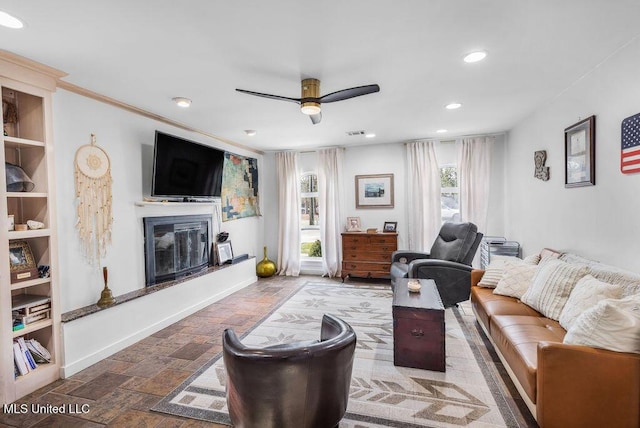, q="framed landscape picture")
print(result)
[355,174,394,208]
